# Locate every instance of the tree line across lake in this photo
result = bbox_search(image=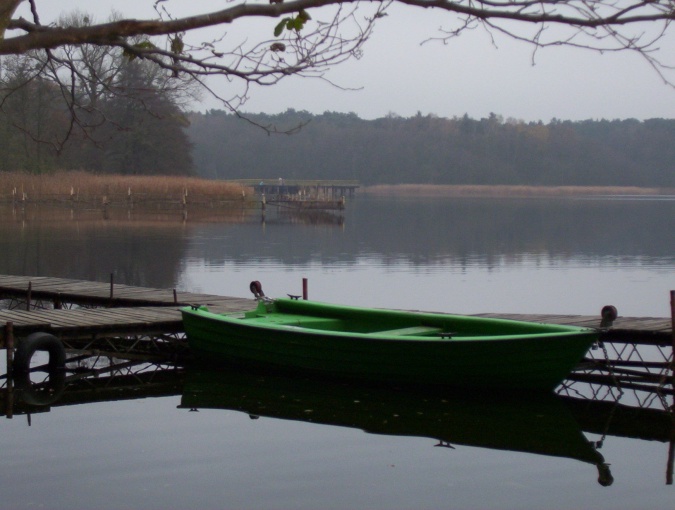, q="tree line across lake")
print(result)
[189,110,675,188]
[3,88,675,188]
